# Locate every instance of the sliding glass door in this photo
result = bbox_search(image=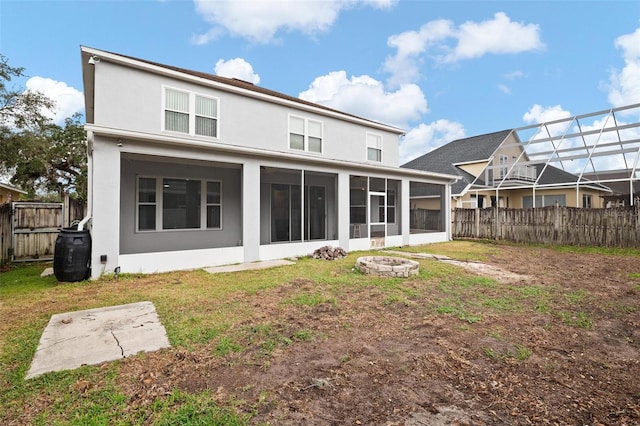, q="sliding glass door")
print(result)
[270,184,301,243]
[305,185,326,240]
